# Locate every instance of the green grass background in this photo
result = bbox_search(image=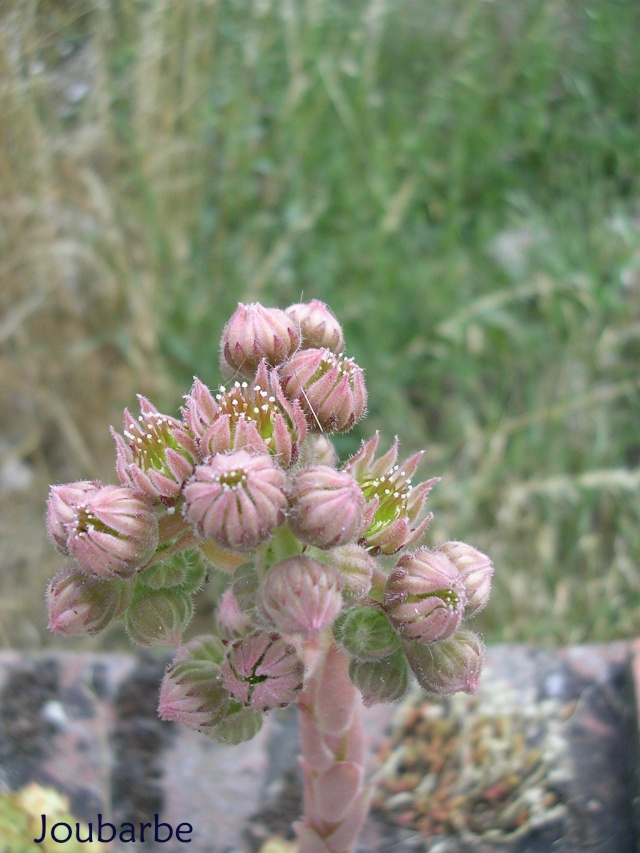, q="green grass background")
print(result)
[1,0,639,647]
